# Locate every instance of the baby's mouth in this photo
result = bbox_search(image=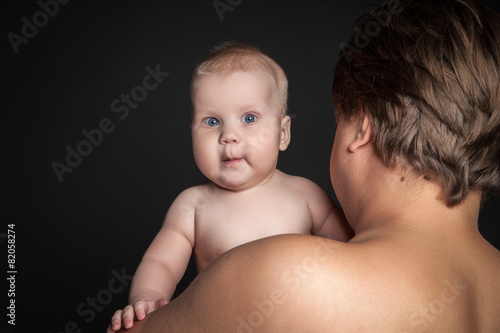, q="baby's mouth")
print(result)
[222,157,243,166]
